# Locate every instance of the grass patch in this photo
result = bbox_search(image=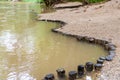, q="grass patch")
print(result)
[88,0,104,3]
